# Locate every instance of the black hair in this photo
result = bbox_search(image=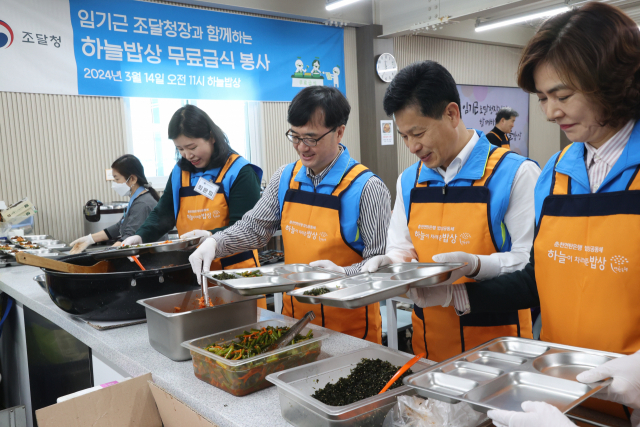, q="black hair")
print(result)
[287,86,350,129]
[496,107,519,124]
[383,60,460,119]
[111,154,160,201]
[168,104,232,171]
